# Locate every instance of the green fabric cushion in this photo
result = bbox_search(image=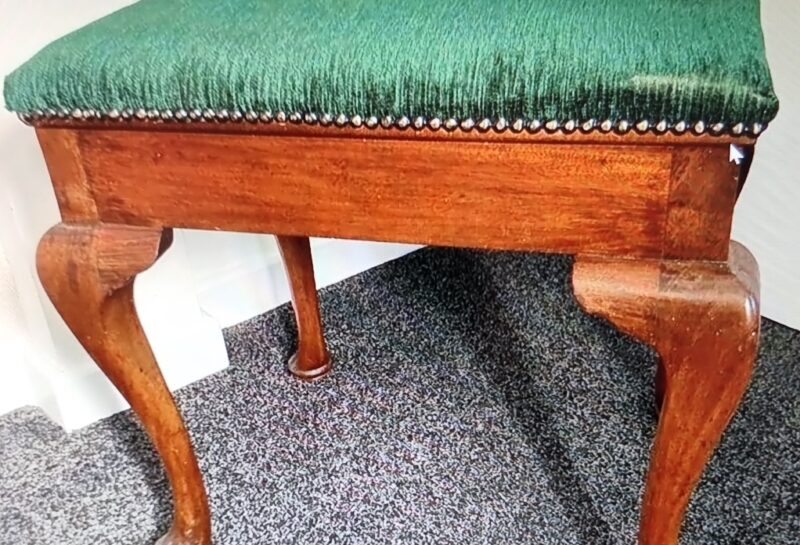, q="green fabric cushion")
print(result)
[3,0,779,132]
